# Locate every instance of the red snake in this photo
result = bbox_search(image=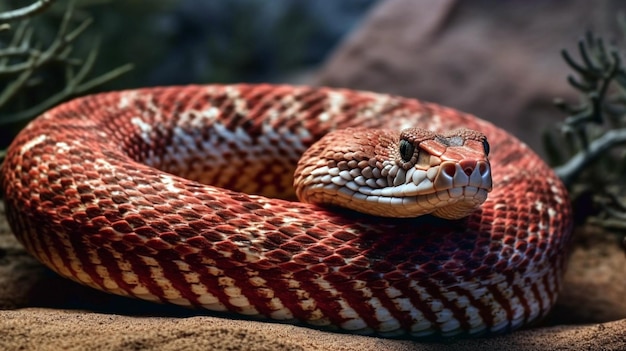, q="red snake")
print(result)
[0,84,572,338]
